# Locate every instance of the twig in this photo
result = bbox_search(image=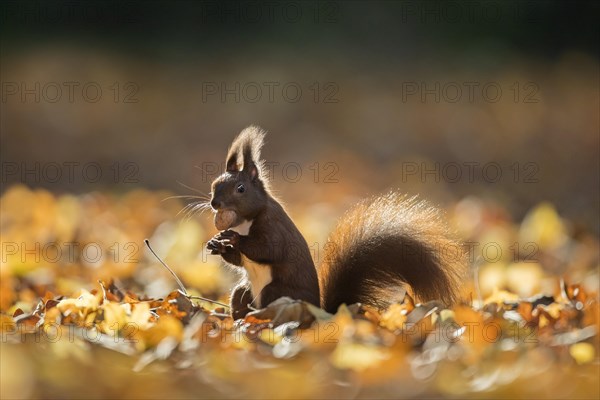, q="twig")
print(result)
[144,239,230,309]
[144,239,188,295]
[473,259,483,308]
[186,294,230,309]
